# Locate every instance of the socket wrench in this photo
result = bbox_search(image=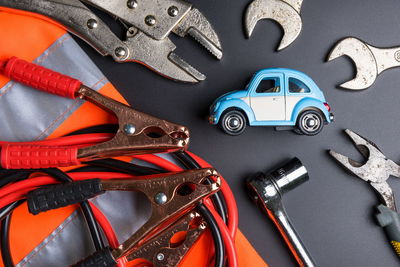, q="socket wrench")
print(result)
[246,157,315,267]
